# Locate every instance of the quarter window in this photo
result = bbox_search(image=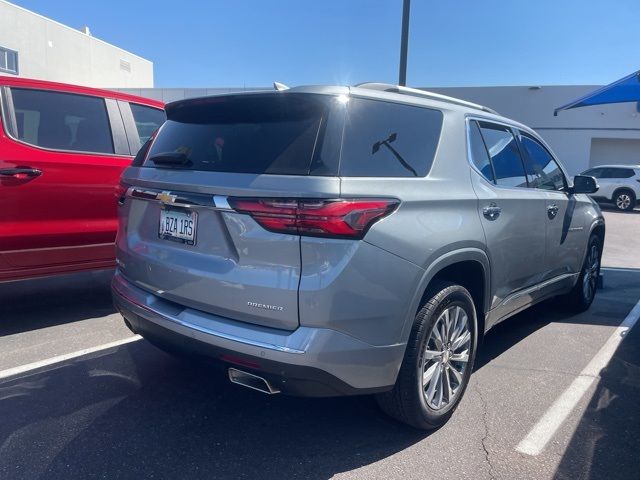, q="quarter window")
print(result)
[468,120,494,182]
[130,103,166,144]
[10,88,114,154]
[0,46,18,75]
[602,167,635,179]
[519,133,565,190]
[339,98,443,177]
[478,122,527,188]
